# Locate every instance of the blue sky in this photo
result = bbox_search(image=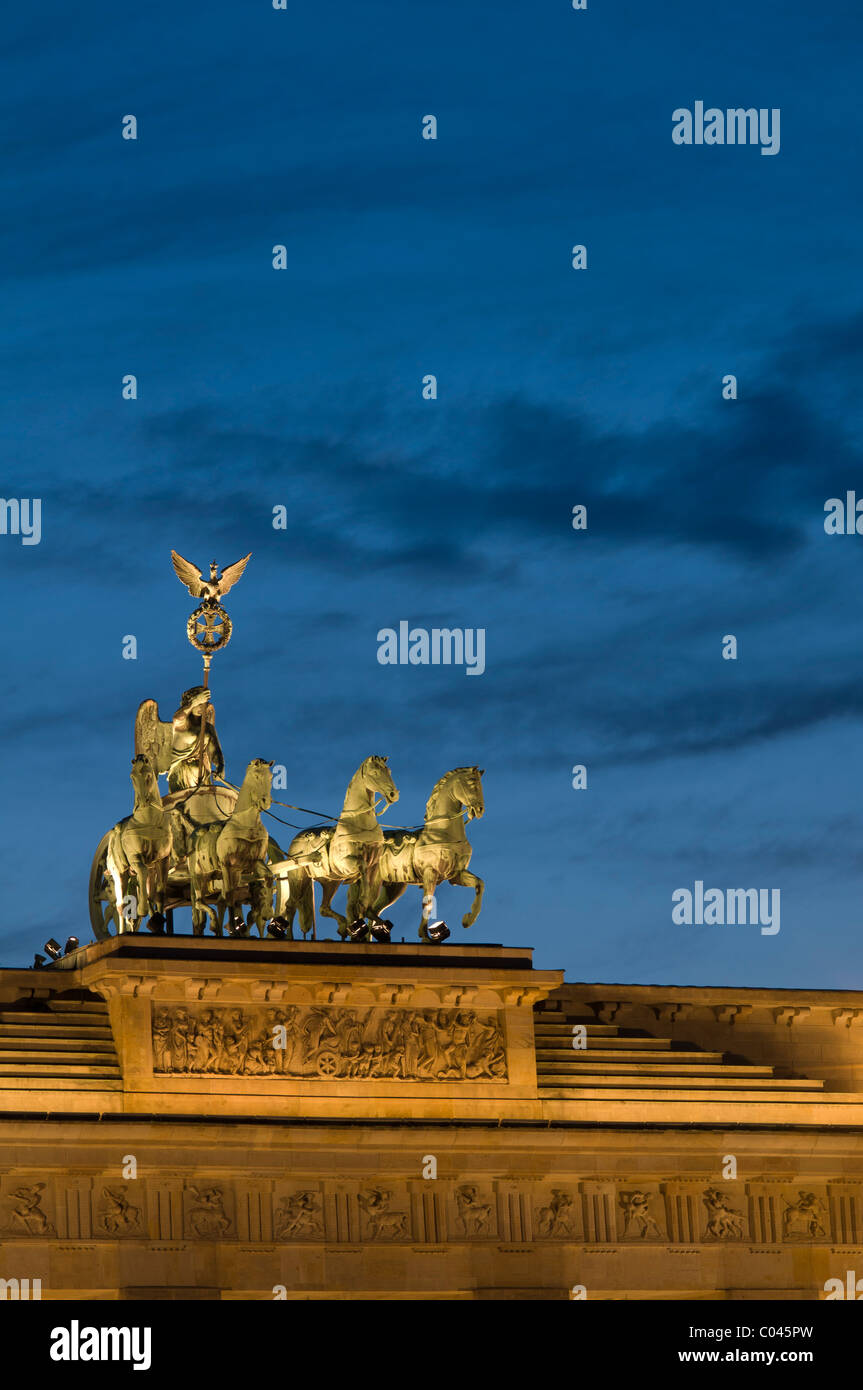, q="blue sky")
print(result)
[2,0,862,986]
